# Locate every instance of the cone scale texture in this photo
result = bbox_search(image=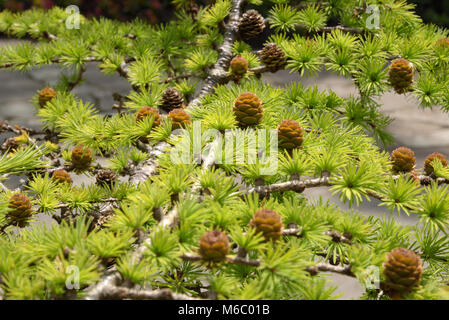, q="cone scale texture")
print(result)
[38,87,57,108]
